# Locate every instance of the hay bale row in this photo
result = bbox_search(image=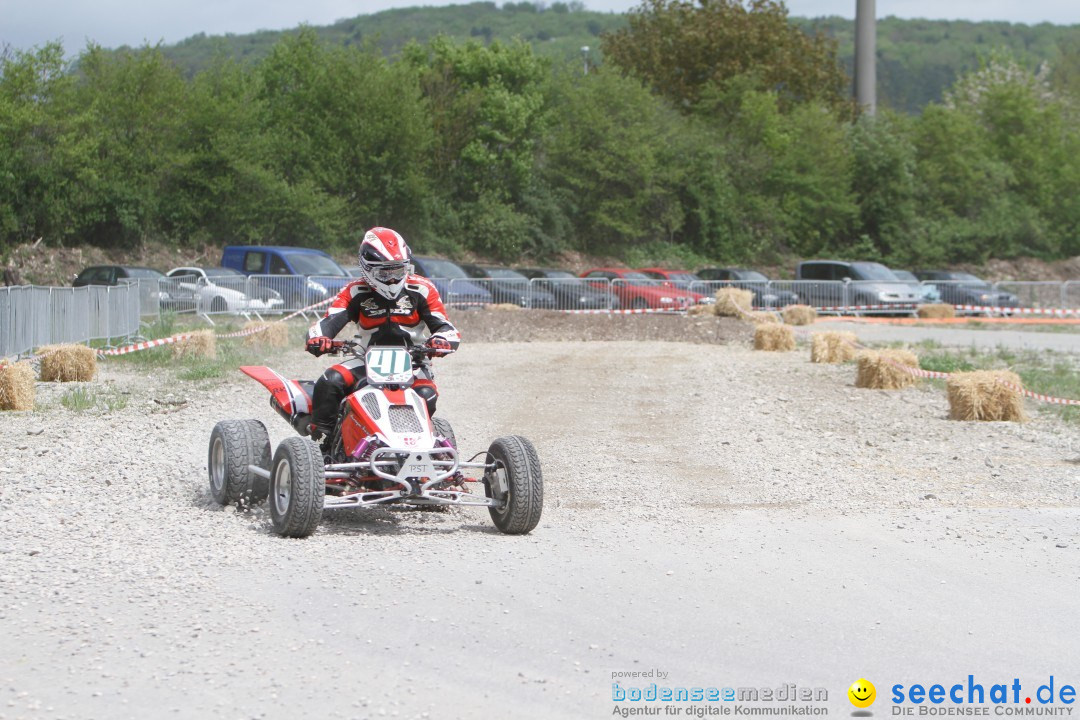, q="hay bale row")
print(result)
[486,303,523,312]
[172,330,217,360]
[753,324,796,352]
[855,349,920,389]
[947,370,1026,422]
[37,344,97,382]
[0,361,35,411]
[714,287,754,318]
[242,321,290,348]
[917,303,956,319]
[781,304,817,326]
[810,332,858,364]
